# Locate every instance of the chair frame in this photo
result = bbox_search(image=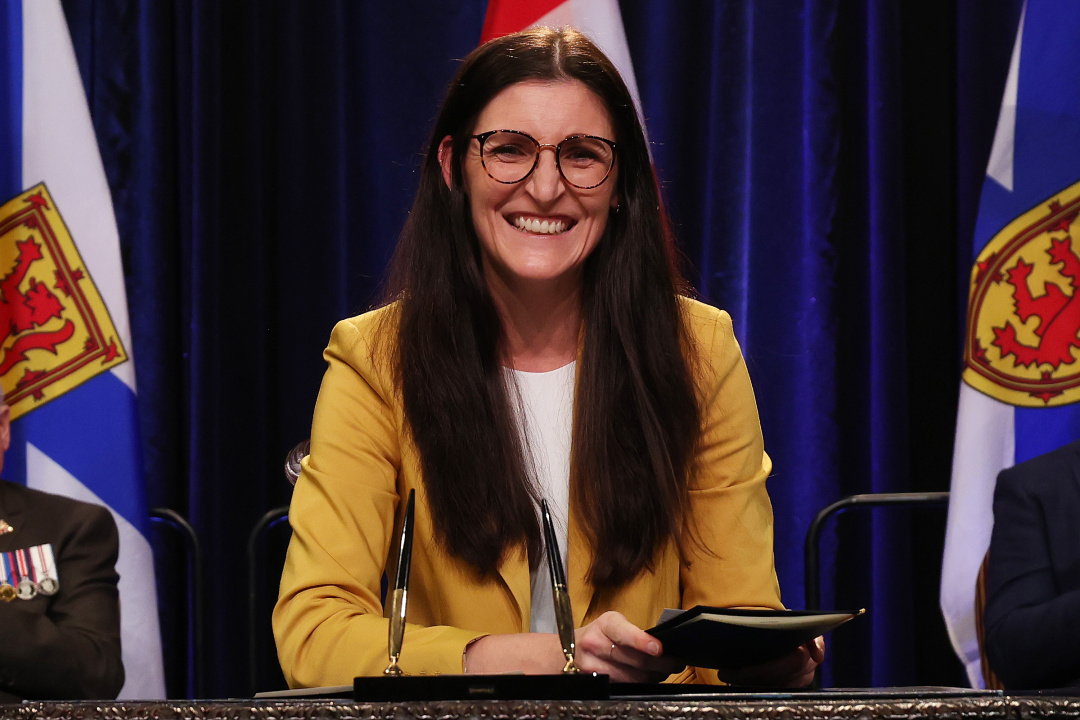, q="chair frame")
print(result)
[802,491,950,687]
[149,506,204,698]
[803,491,950,611]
